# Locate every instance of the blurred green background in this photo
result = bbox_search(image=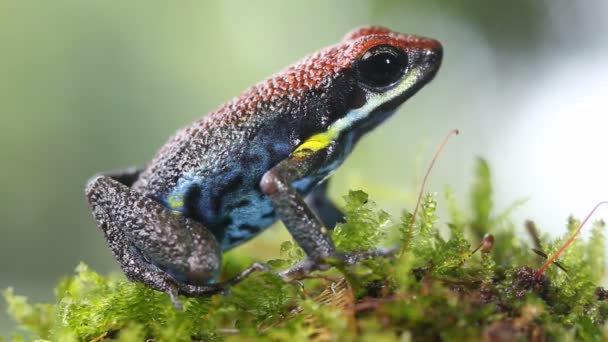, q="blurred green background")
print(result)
[2,0,607,335]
